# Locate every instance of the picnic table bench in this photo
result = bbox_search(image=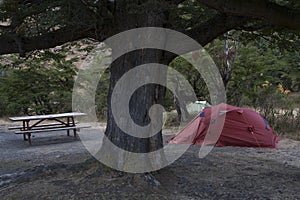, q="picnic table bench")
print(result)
[8,112,90,145]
